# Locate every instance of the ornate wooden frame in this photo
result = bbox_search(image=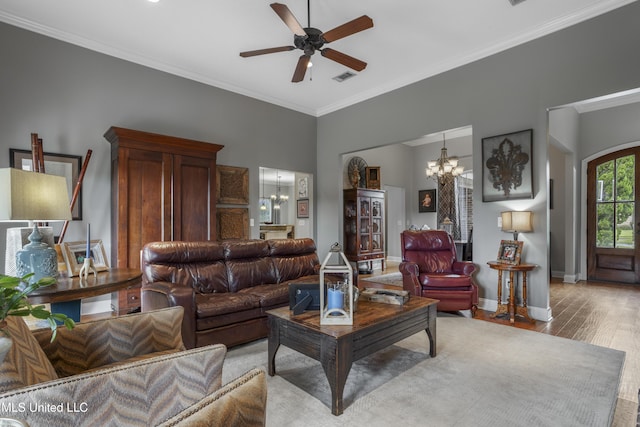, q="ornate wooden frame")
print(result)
[216,165,249,204]
[497,239,523,265]
[216,208,249,240]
